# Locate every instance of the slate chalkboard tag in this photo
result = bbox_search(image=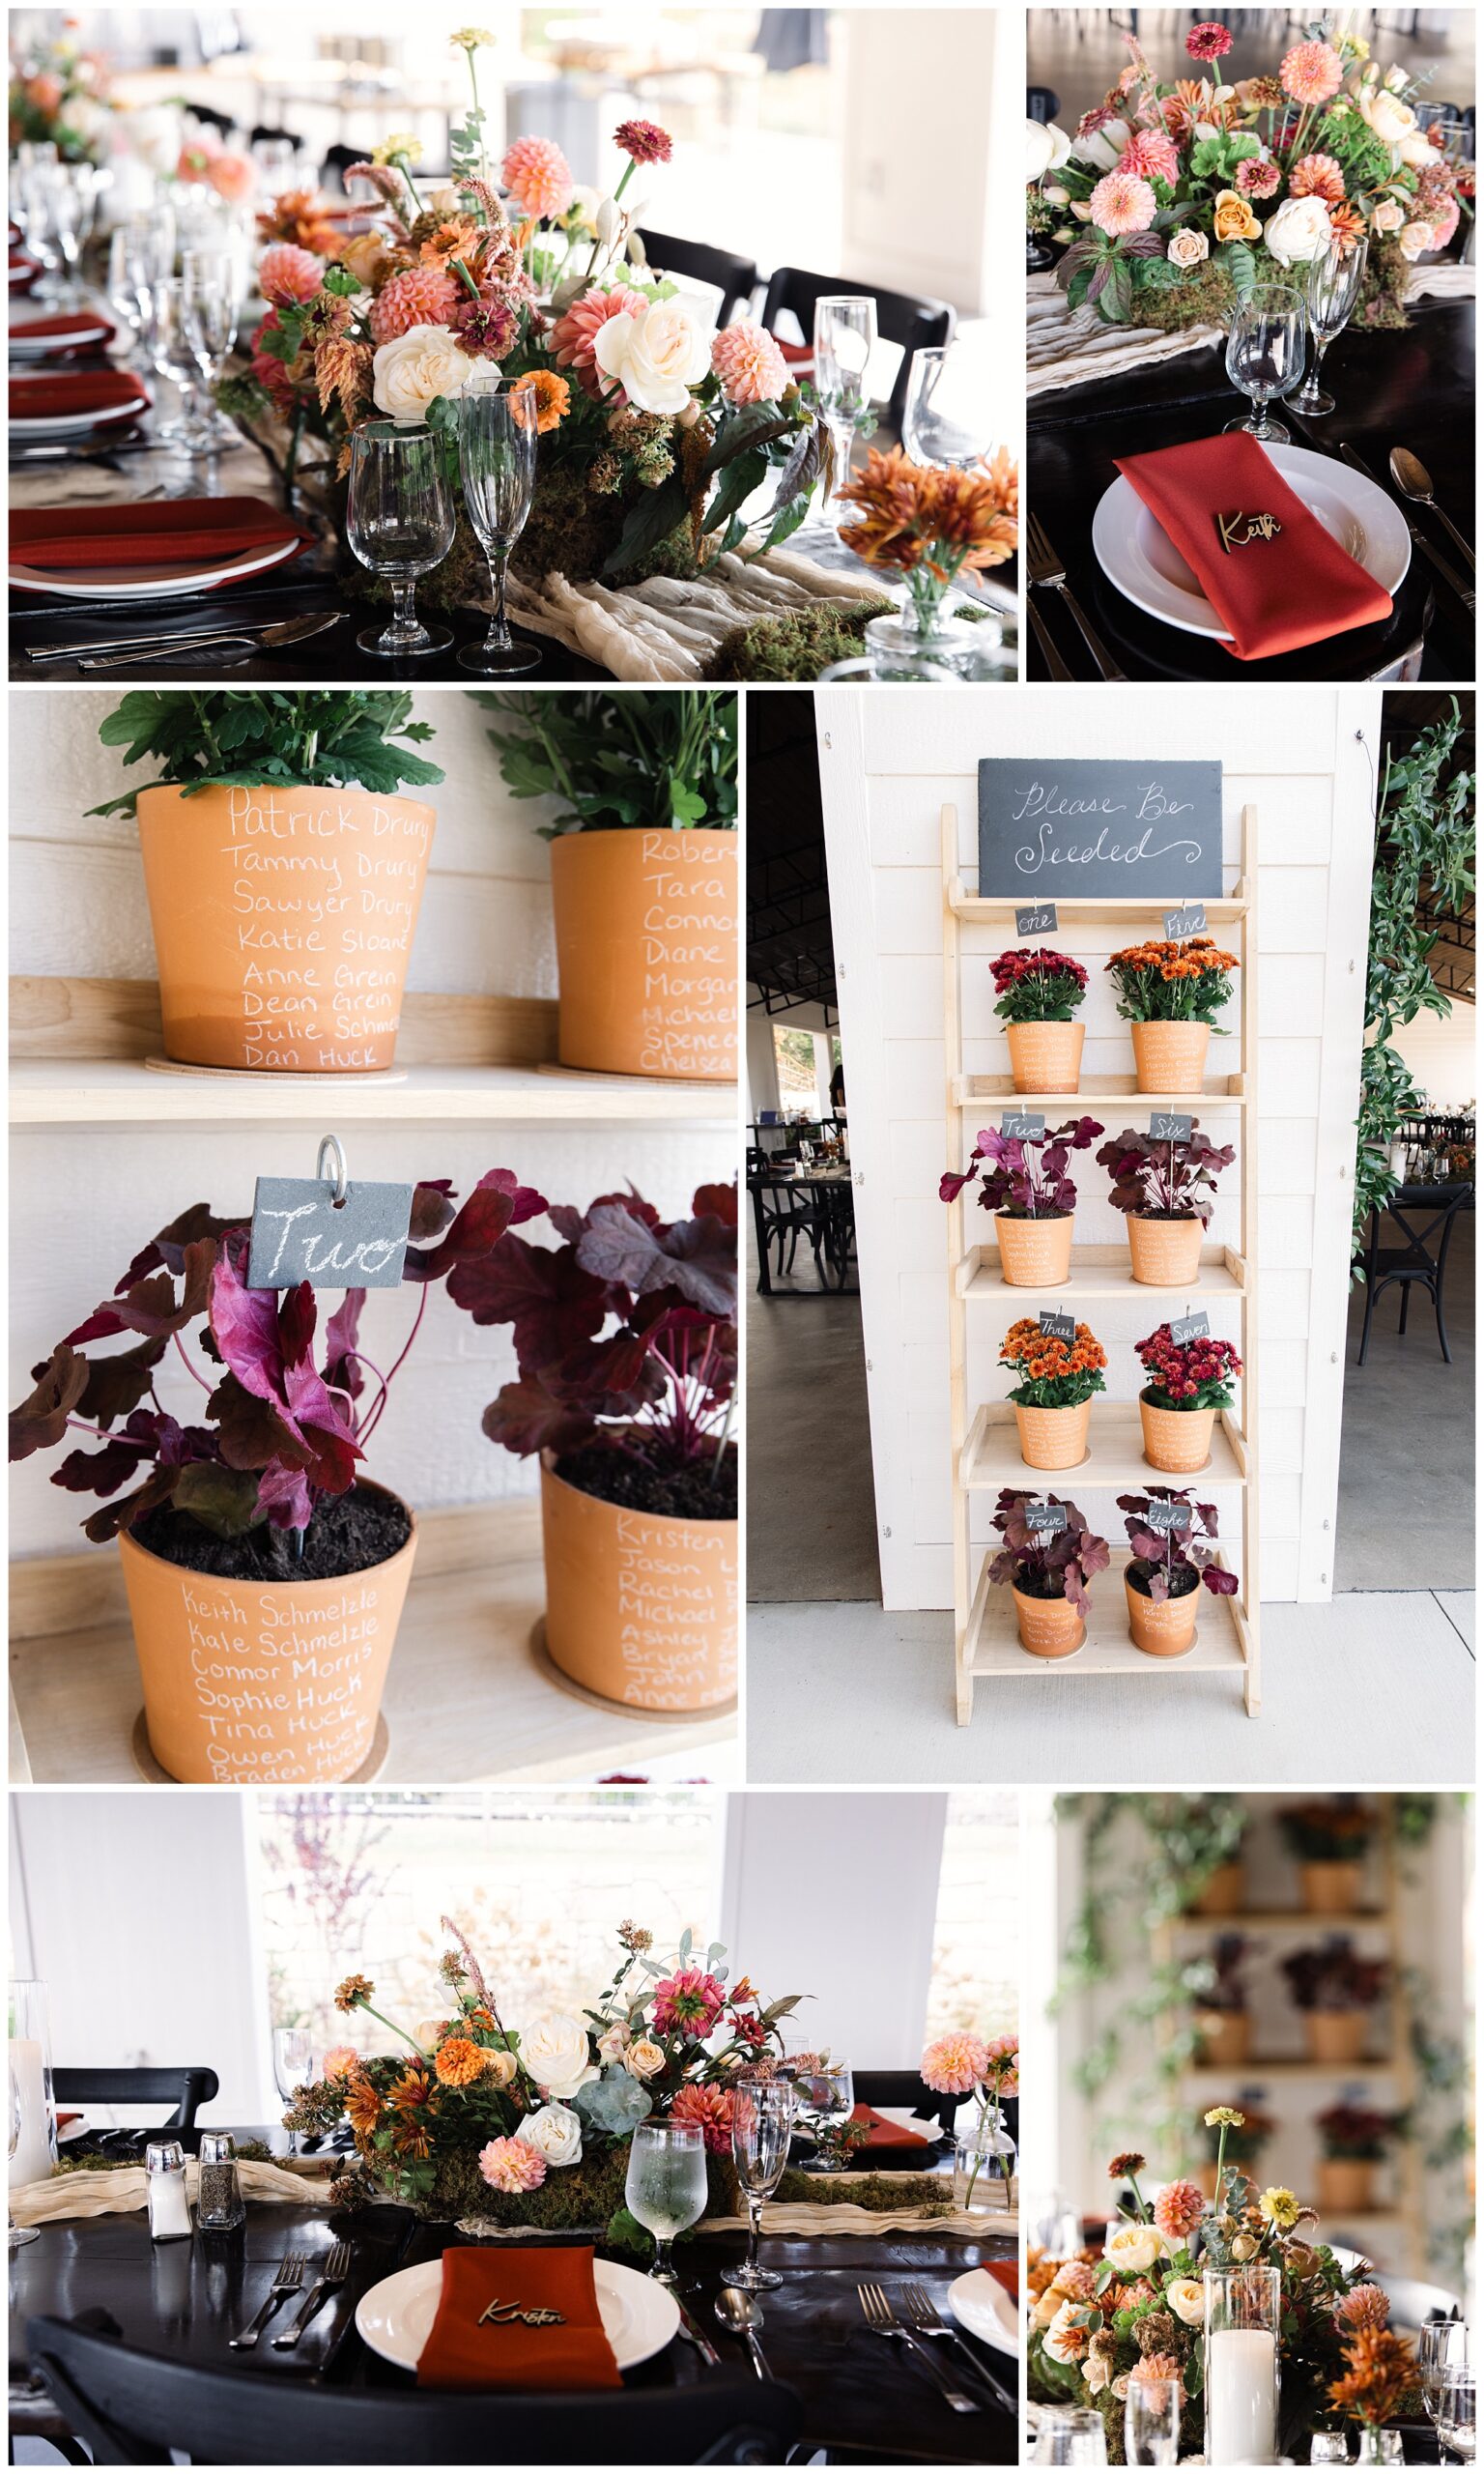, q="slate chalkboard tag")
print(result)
[247,1135,414,1292]
[1024,1502,1068,1538]
[1164,902,1208,939]
[1148,1110,1194,1142]
[1039,1309,1076,1341]
[1144,1498,1192,1535]
[1015,901,1058,937]
[1170,1311,1211,1346]
[1001,1110,1045,1140]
